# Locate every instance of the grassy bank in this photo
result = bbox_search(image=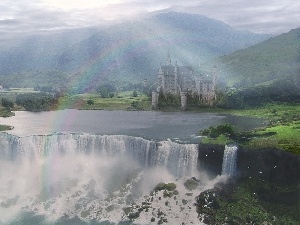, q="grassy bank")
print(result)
[57,92,152,111]
[200,103,300,155]
[0,109,14,131]
[0,124,13,131]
